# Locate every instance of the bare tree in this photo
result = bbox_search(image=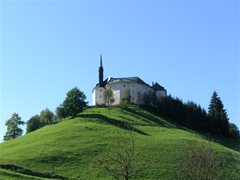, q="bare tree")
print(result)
[97,131,142,180]
[104,88,114,107]
[176,141,224,180]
